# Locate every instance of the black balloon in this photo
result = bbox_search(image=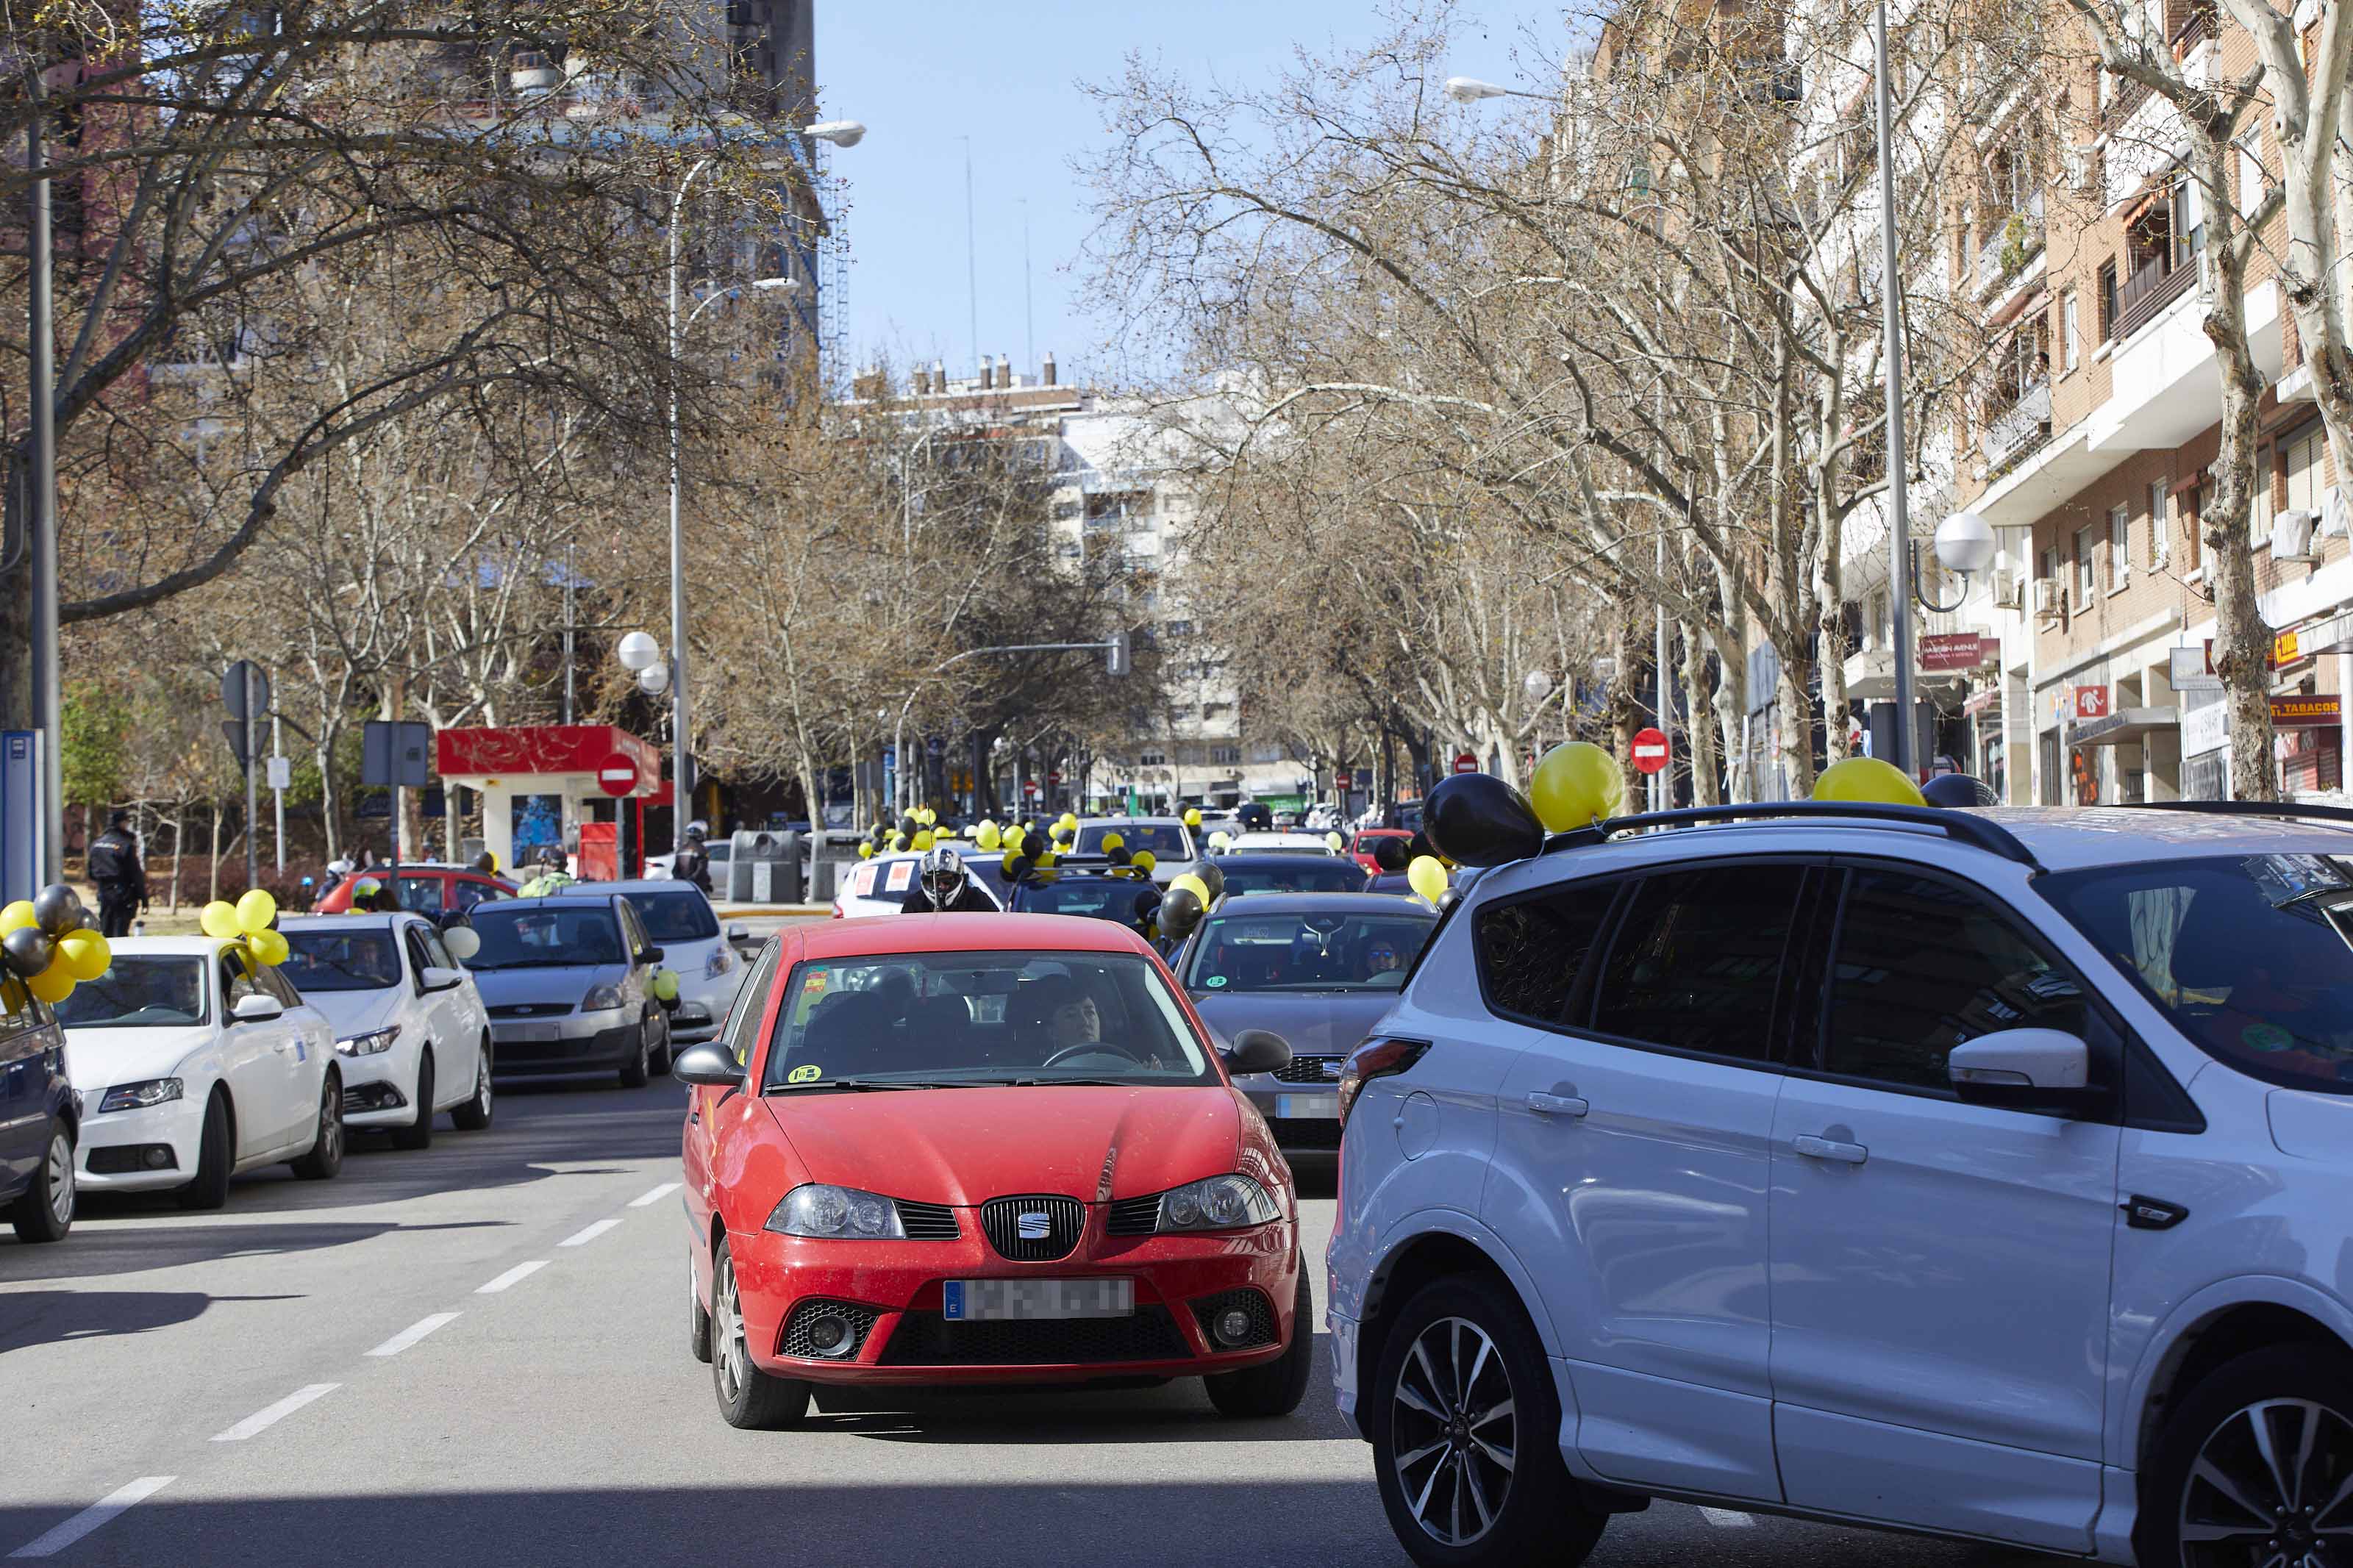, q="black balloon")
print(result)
[1108,843,1132,865]
[1921,773,1999,807]
[1160,885,1204,939]
[2,927,52,979]
[1405,830,1438,864]
[1371,836,1411,872]
[1193,861,1224,903]
[1424,773,1546,867]
[1131,888,1163,921]
[32,883,82,937]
